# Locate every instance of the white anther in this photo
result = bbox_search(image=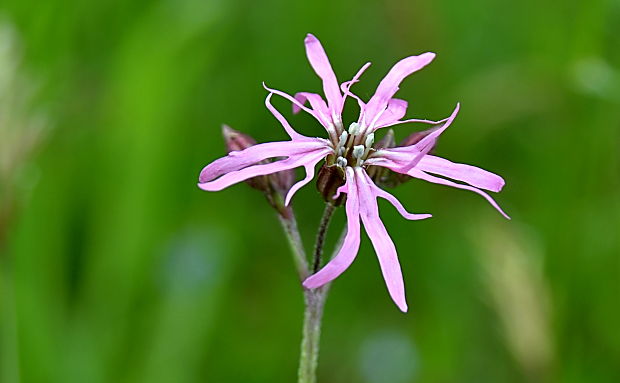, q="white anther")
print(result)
[363,133,375,159]
[336,156,348,168]
[352,145,365,159]
[348,122,360,136]
[338,131,348,147]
